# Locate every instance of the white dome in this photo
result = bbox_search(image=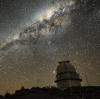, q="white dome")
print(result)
[55,60,82,89]
[57,61,76,74]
